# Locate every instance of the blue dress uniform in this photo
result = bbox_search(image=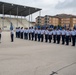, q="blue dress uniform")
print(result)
[74,29,76,42]
[26,28,29,40]
[24,28,26,39]
[16,27,18,38]
[65,29,70,45]
[61,29,66,45]
[71,29,76,46]
[17,27,19,38]
[18,27,21,38]
[11,30,14,42]
[34,28,38,41]
[37,28,41,42]
[28,28,31,40]
[52,29,57,43]
[48,29,52,43]
[0,28,2,43]
[31,28,35,41]
[69,29,72,42]
[41,29,45,42]
[20,27,24,39]
[44,29,49,42]
[56,29,61,44]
